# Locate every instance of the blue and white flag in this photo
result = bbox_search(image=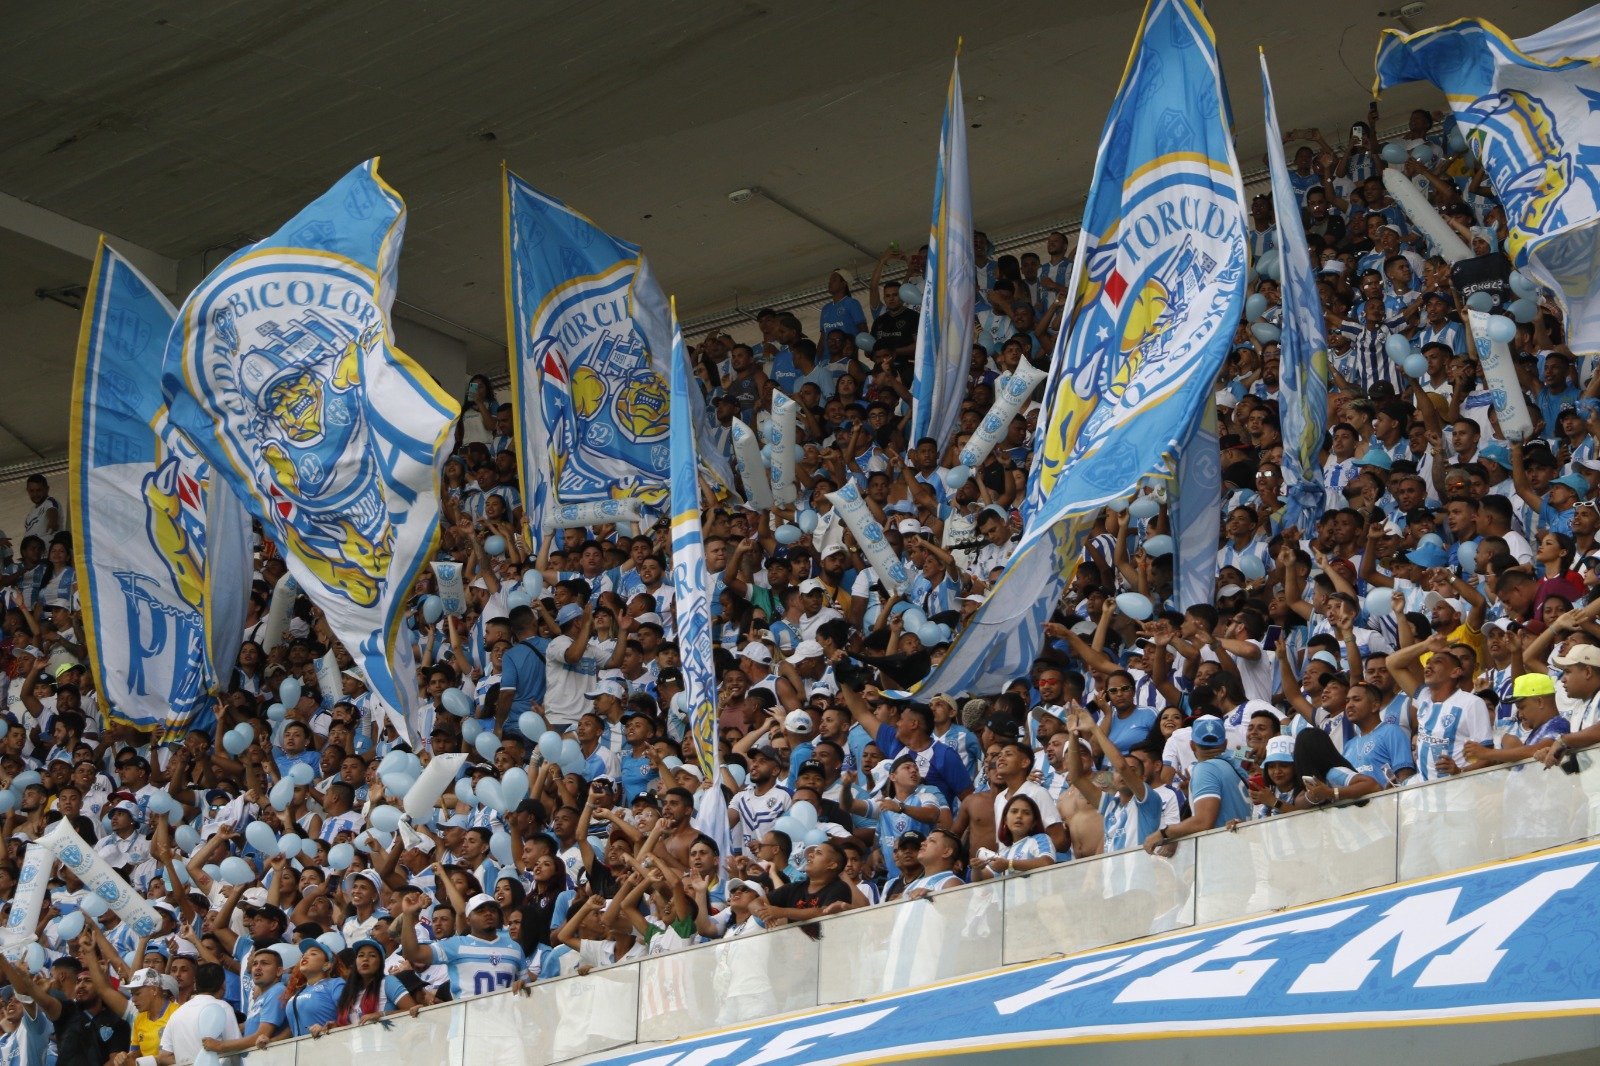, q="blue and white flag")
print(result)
[1171,404,1220,610]
[923,0,1247,696]
[908,52,976,453]
[668,303,731,863]
[1262,51,1331,532]
[505,172,732,554]
[70,242,250,743]
[163,161,458,741]
[1377,12,1600,354]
